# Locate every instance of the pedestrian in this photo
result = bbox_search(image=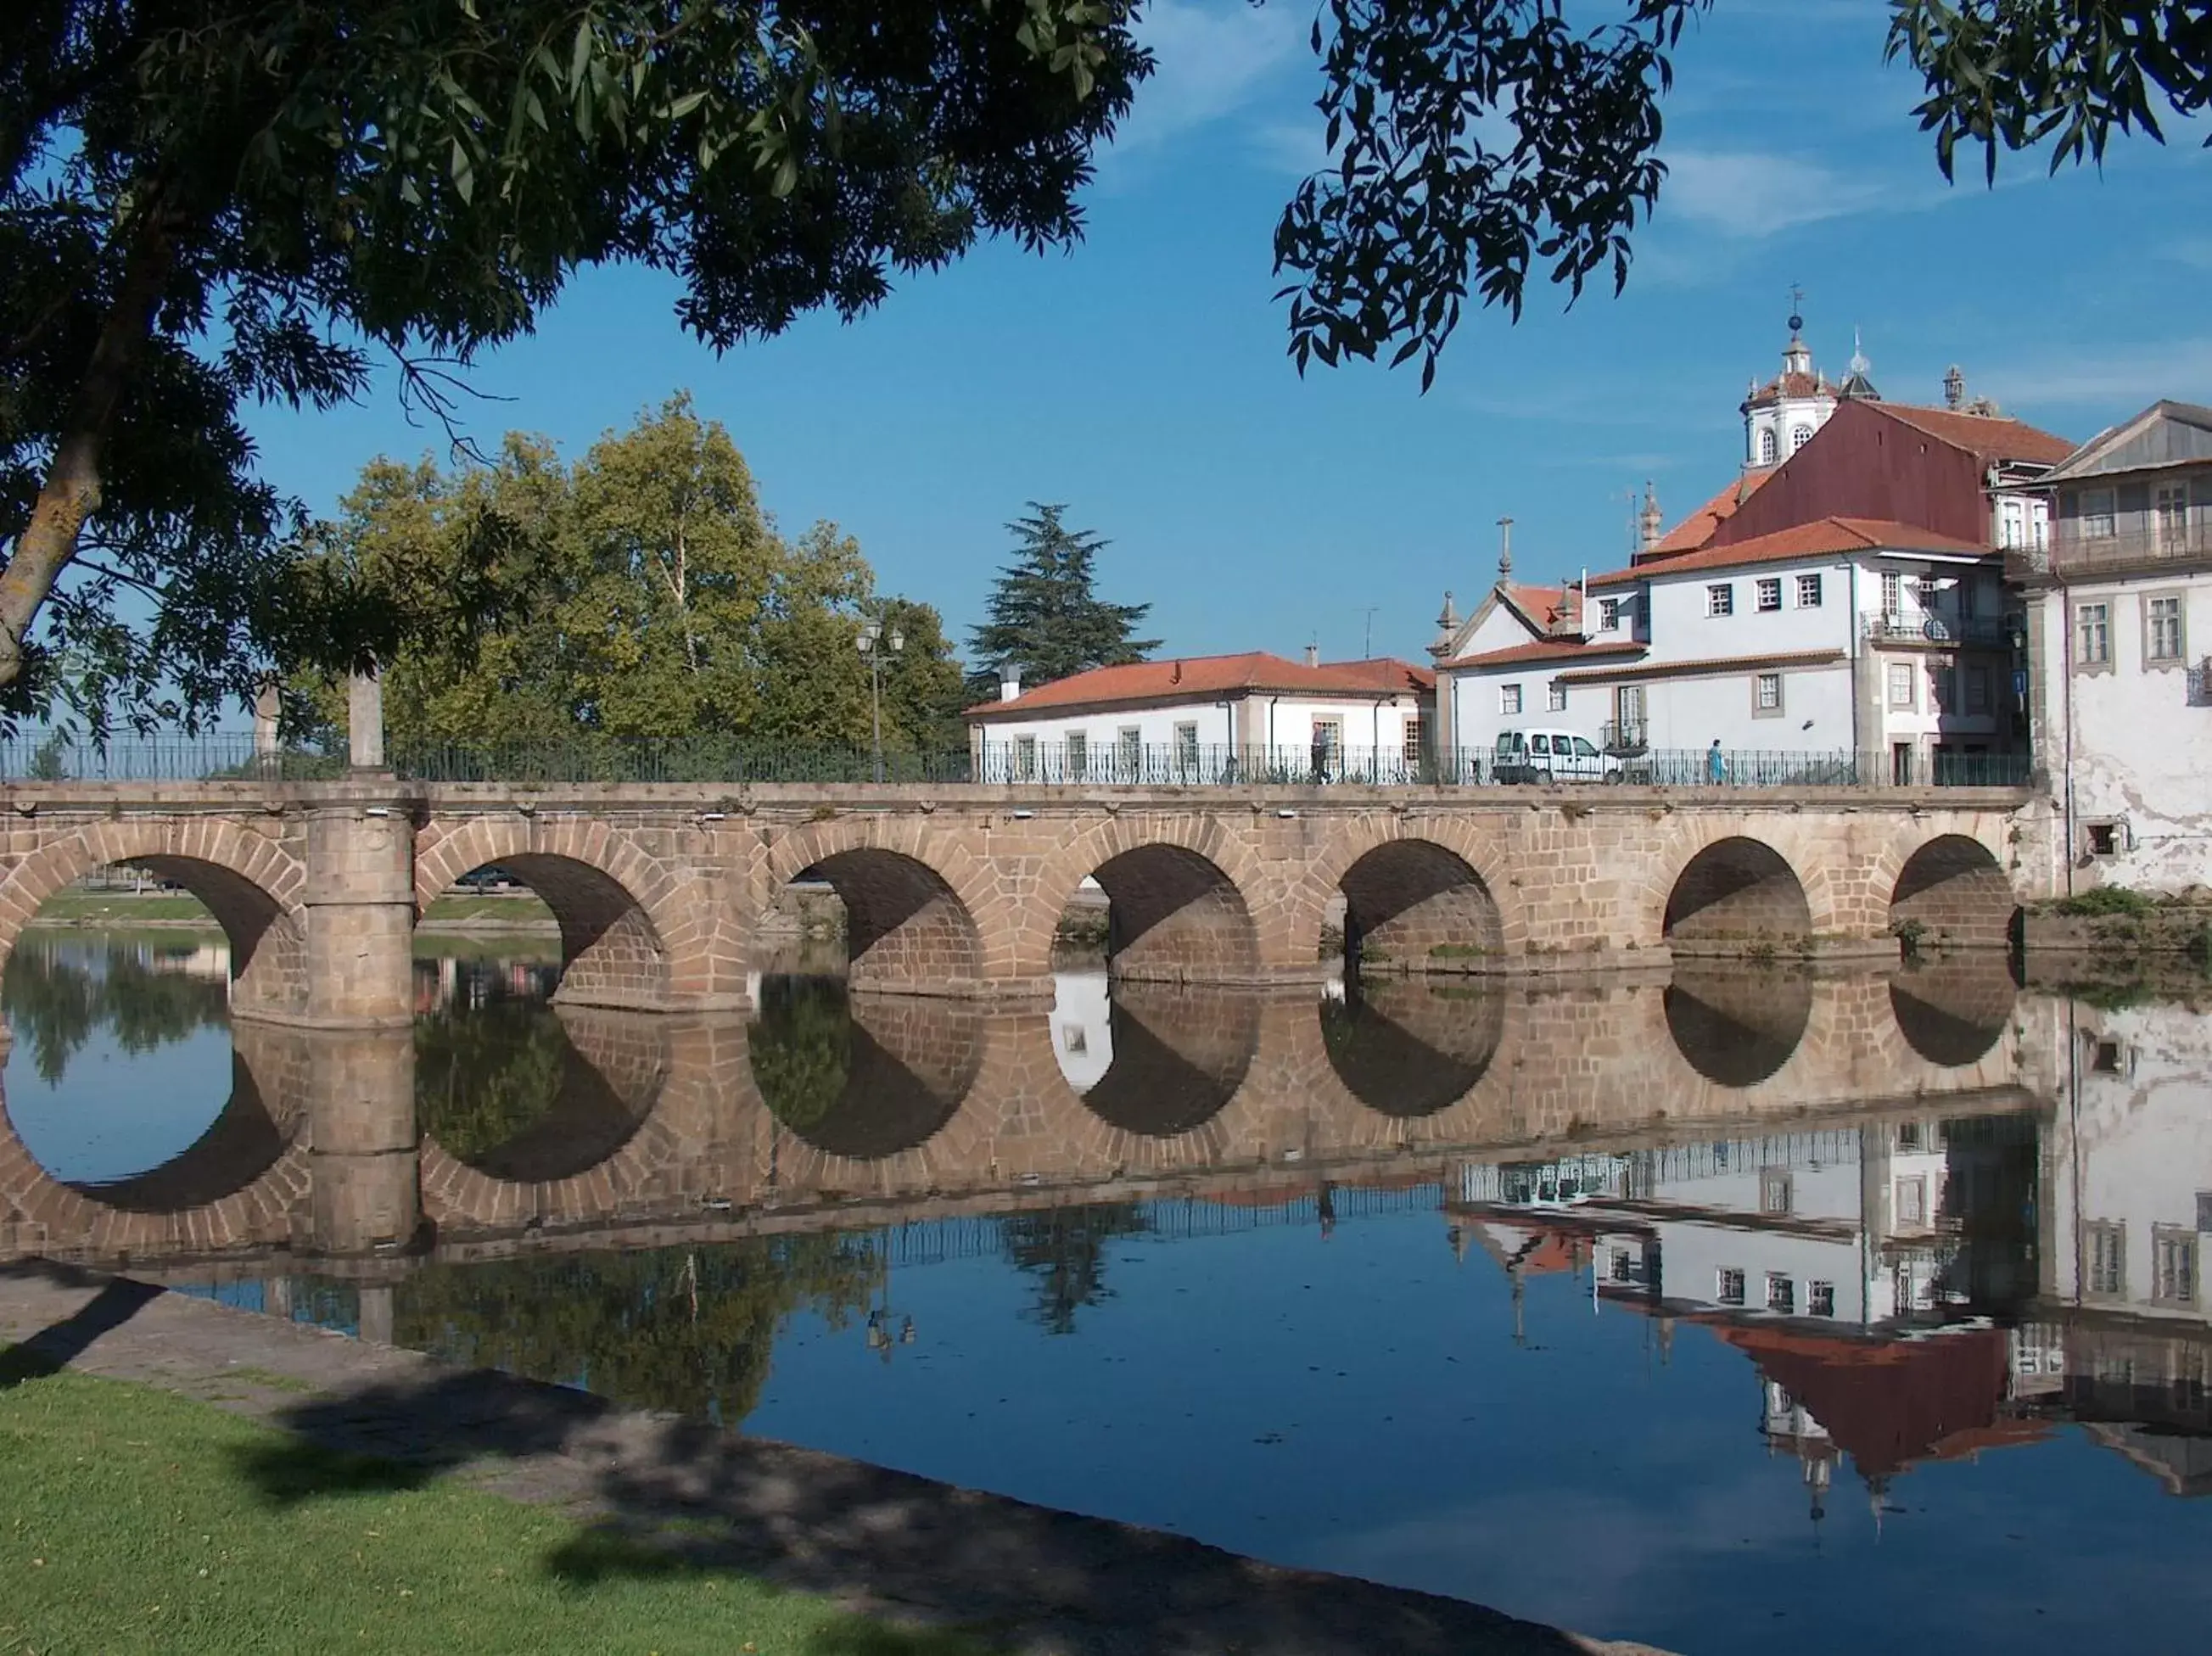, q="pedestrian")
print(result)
[1706,738,1725,786]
